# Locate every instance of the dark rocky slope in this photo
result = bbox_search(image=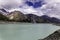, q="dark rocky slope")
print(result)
[39,29,60,40]
[6,11,49,23]
[0,12,9,21]
[25,14,50,23]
